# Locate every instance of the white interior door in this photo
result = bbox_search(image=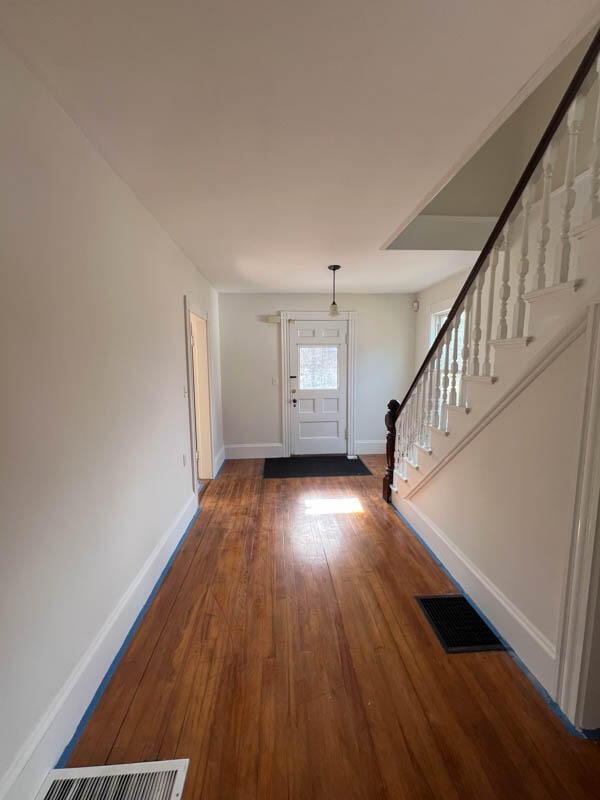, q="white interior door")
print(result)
[288,319,348,455]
